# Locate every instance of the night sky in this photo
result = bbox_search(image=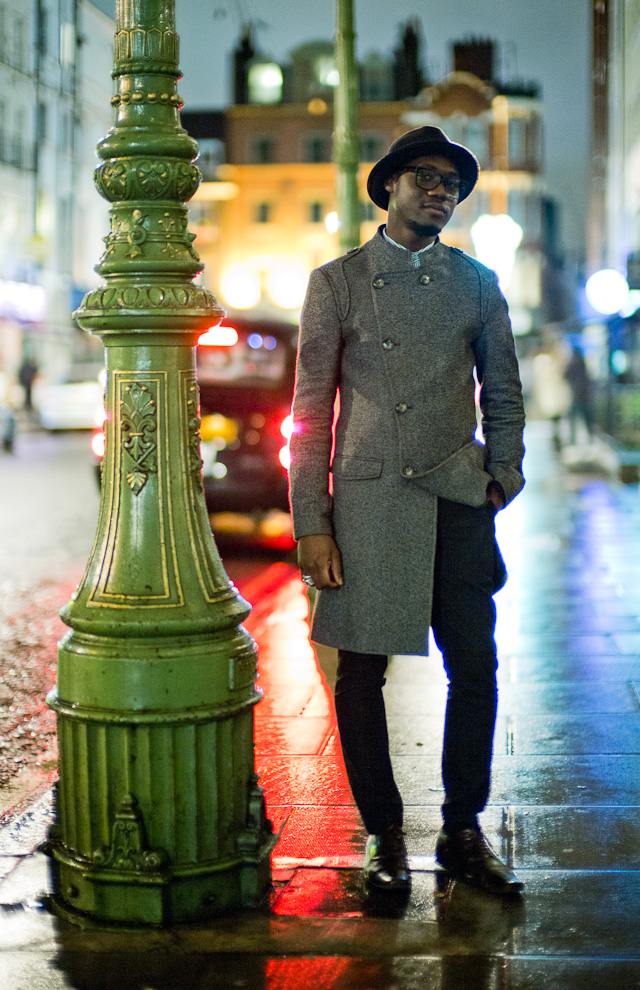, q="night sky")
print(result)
[90,0,591,255]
